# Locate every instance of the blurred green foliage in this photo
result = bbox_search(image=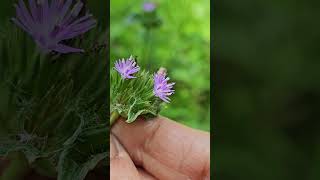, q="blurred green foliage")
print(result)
[111,0,210,131]
[0,1,109,179]
[214,0,320,179]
